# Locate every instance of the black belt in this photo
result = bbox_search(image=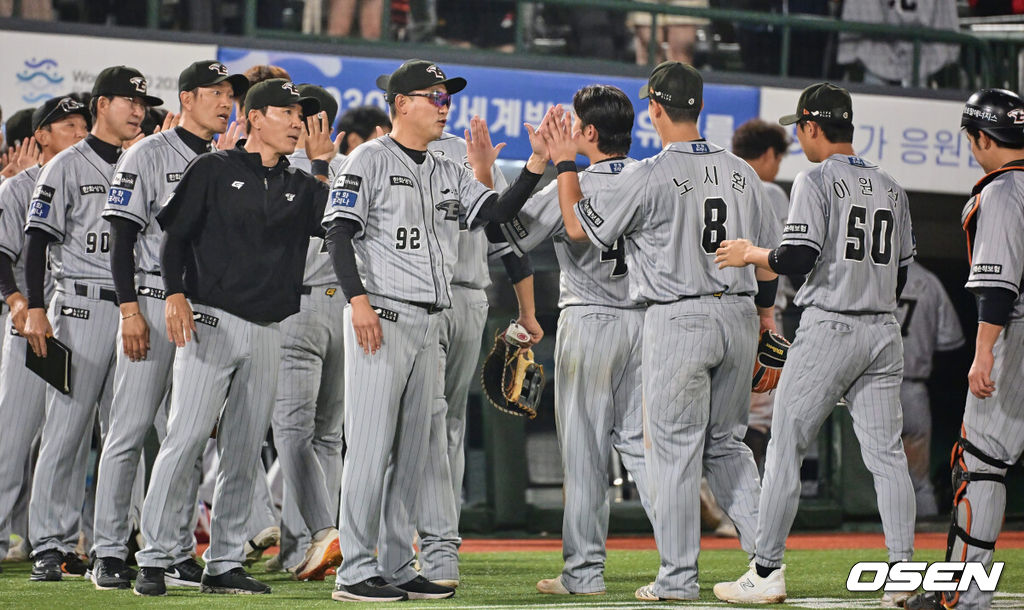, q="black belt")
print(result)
[391,296,444,315]
[300,286,340,297]
[74,283,118,304]
[646,291,753,306]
